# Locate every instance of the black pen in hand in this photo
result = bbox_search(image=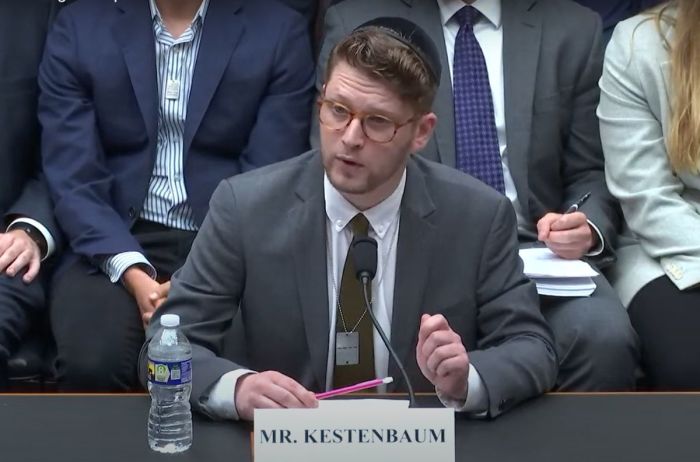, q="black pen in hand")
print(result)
[564,192,591,214]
